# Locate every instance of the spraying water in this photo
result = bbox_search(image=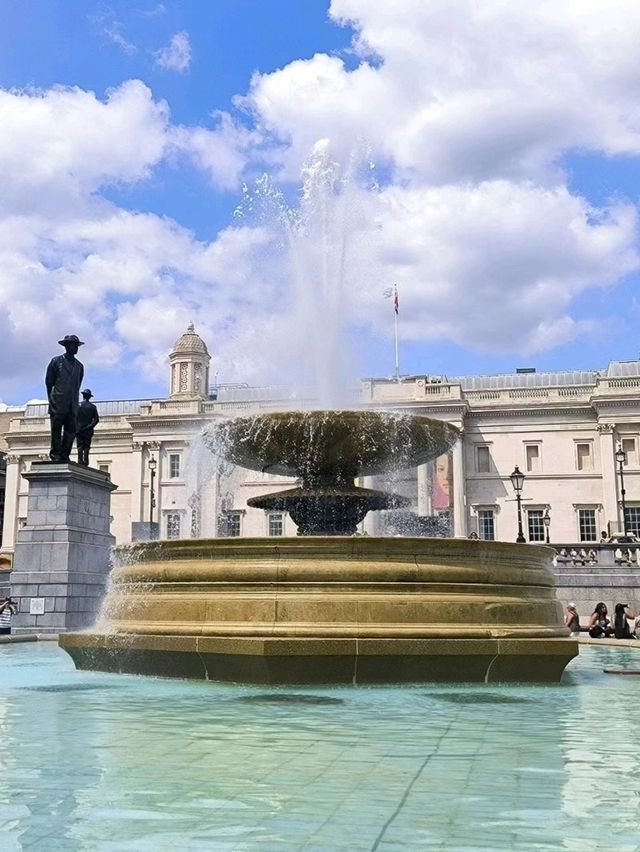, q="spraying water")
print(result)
[235,140,377,407]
